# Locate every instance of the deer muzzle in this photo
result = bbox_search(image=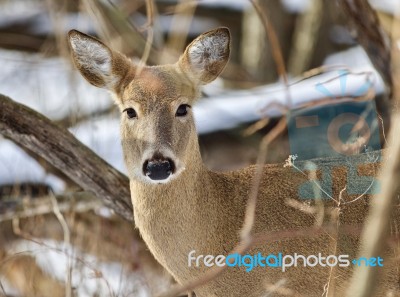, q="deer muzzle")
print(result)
[143,157,175,181]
